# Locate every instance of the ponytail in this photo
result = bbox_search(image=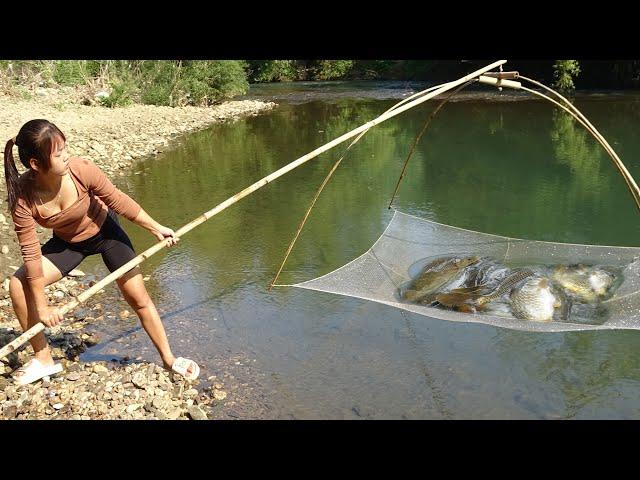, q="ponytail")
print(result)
[4,137,21,213]
[4,119,67,212]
